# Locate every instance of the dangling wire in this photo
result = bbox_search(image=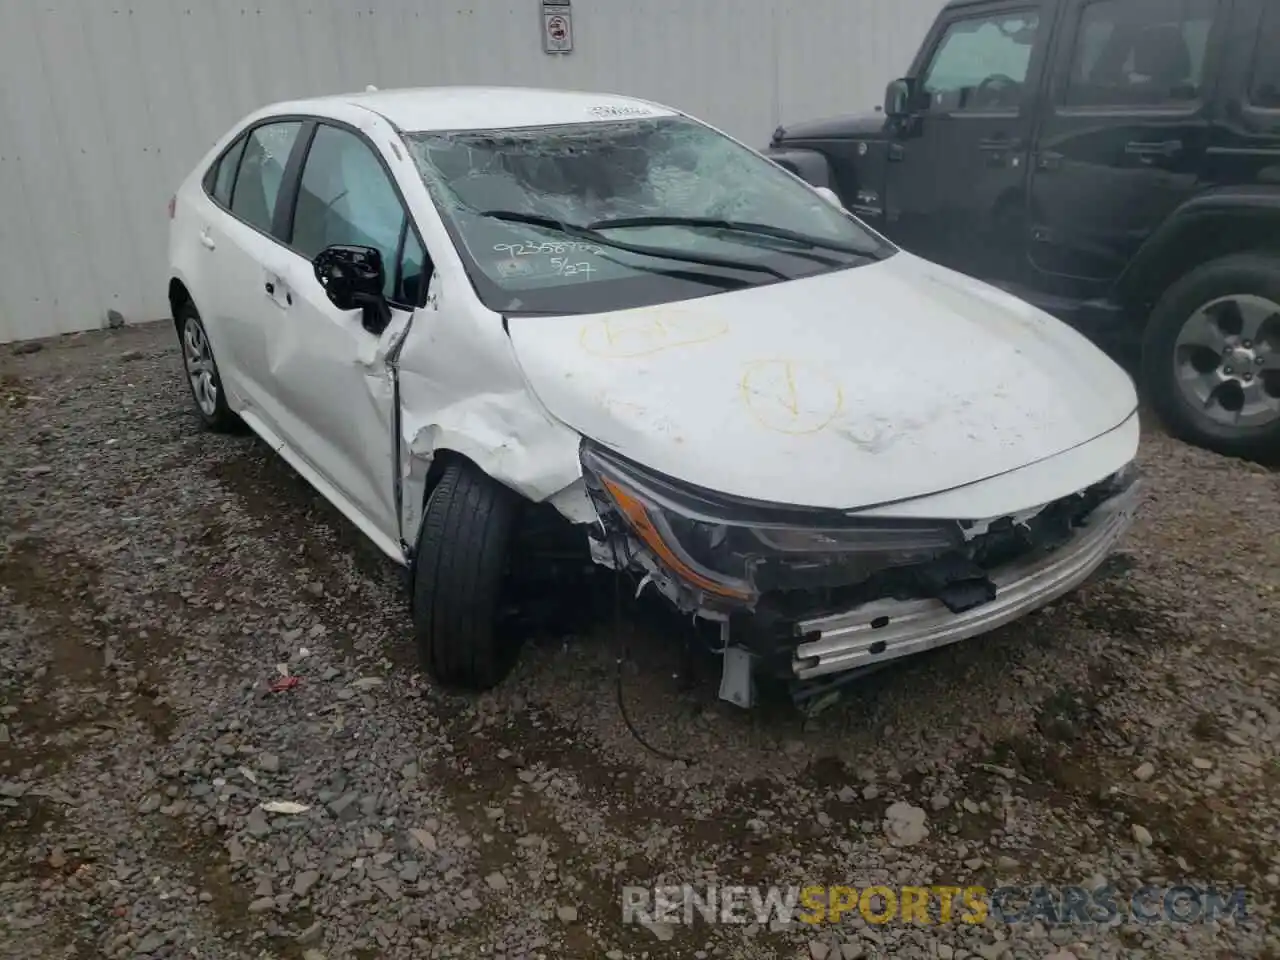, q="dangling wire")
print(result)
[613,570,695,765]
